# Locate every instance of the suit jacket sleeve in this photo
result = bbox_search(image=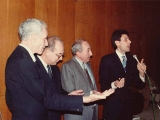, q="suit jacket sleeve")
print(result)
[7,57,83,112]
[61,61,91,96]
[99,55,114,92]
[130,57,146,90]
[61,63,77,92]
